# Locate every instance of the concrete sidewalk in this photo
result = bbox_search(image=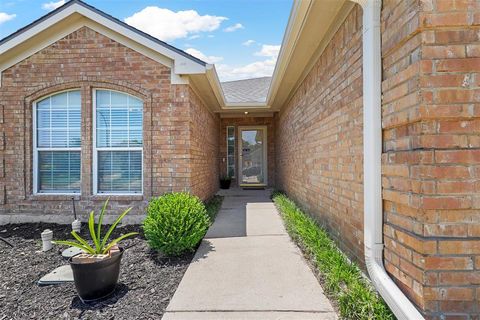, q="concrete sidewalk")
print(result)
[162,189,336,320]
